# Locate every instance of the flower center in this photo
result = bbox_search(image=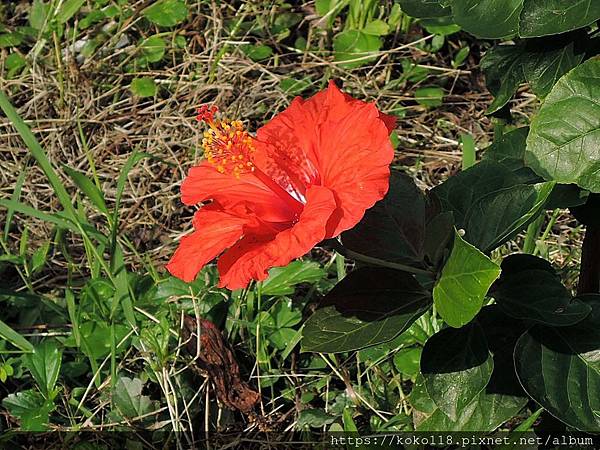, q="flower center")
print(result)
[198,106,256,179]
[197,105,305,217]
